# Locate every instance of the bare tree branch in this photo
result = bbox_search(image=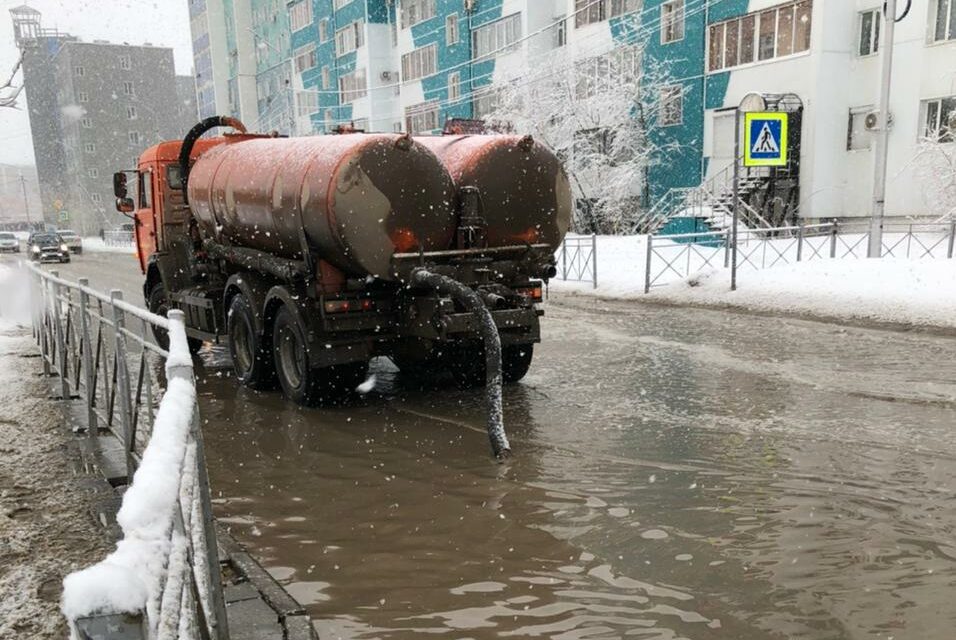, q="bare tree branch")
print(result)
[0,56,24,109]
